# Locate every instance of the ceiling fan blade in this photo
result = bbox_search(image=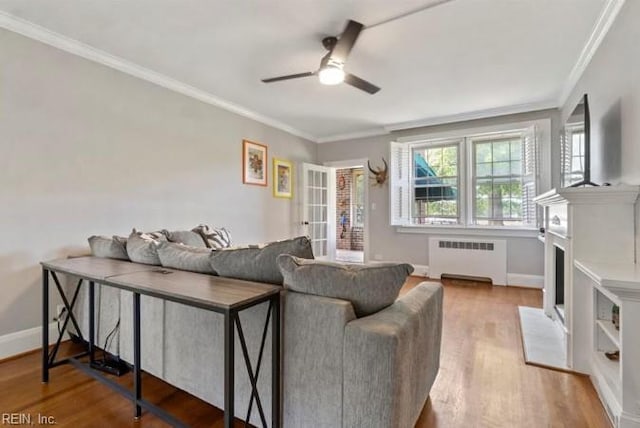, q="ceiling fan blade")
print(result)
[344,74,380,94]
[330,20,364,64]
[261,72,315,83]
